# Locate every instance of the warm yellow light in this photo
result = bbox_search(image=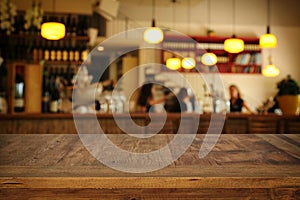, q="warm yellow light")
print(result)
[224,38,244,53]
[262,64,280,77]
[166,58,181,70]
[182,57,196,69]
[41,22,66,40]
[201,52,217,66]
[144,27,164,44]
[260,33,277,48]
